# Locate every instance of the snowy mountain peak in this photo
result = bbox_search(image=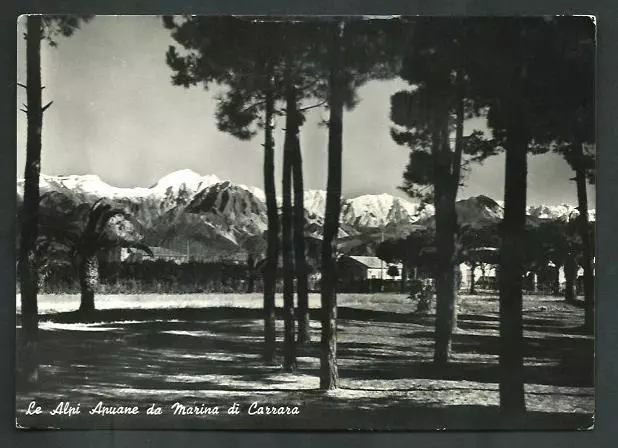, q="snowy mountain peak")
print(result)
[526,203,596,222]
[342,193,421,229]
[237,184,266,203]
[304,190,328,217]
[37,173,153,199]
[153,169,220,193]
